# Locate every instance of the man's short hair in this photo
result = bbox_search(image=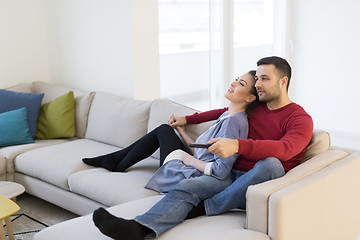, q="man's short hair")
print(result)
[257,56,292,90]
